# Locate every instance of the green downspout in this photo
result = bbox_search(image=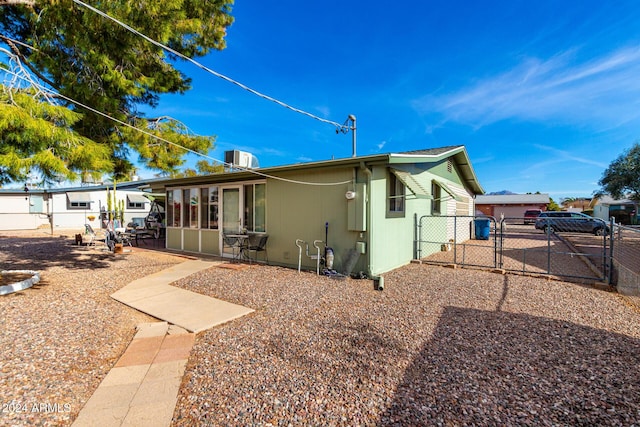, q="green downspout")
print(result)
[360,162,373,278]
